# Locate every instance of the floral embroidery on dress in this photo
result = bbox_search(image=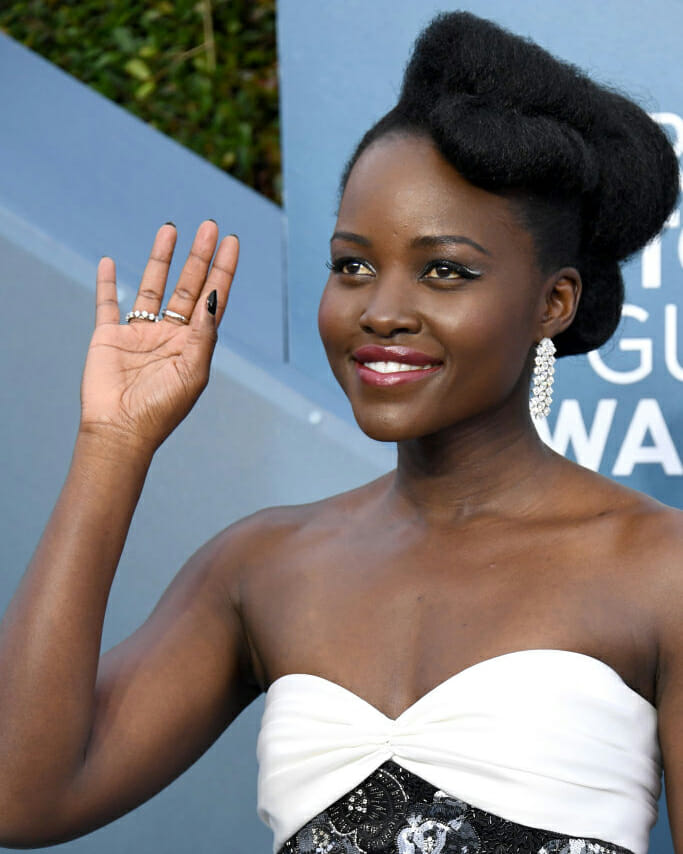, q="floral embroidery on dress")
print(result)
[279,761,634,854]
[539,839,625,854]
[325,767,408,849]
